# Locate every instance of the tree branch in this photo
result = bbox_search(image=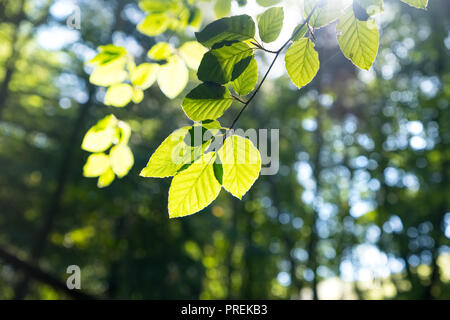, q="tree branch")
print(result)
[229,4,319,130]
[231,94,247,104]
[0,246,96,300]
